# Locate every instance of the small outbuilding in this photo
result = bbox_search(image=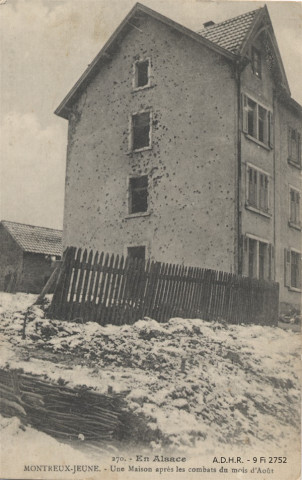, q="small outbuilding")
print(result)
[0,220,62,294]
